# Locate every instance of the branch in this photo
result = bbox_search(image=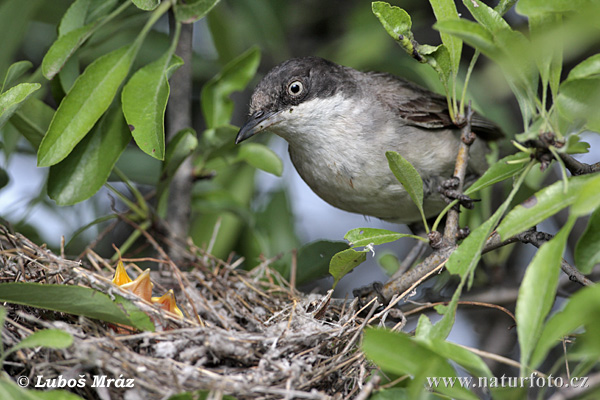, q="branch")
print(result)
[524,135,600,176]
[558,153,600,176]
[166,18,194,260]
[443,102,476,243]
